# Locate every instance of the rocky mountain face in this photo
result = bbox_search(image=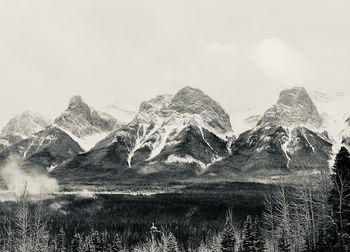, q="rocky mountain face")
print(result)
[0,126,83,171]
[257,87,322,128]
[54,87,234,176]
[53,96,124,151]
[54,96,121,137]
[209,87,333,175]
[0,111,51,152]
